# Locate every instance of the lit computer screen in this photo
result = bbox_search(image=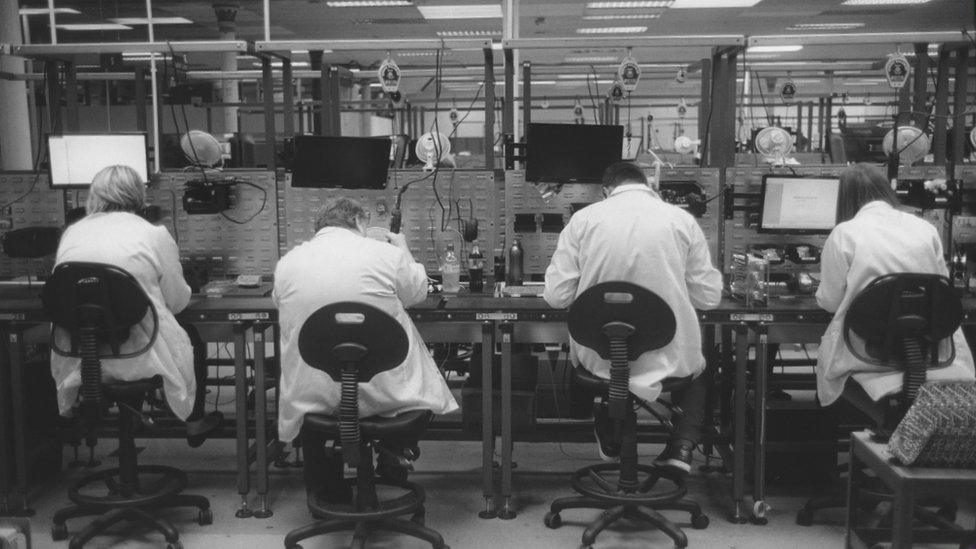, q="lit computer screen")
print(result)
[759,175,840,234]
[48,134,149,188]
